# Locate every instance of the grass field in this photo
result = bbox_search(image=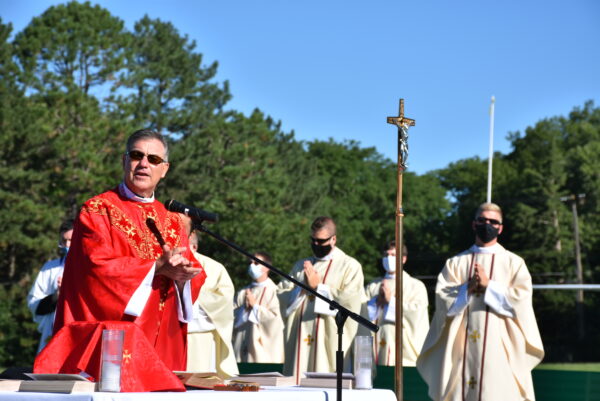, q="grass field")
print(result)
[536,363,600,372]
